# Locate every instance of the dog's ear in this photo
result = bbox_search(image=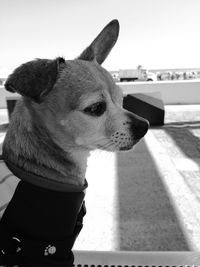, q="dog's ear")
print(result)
[78,19,119,65]
[5,57,65,103]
